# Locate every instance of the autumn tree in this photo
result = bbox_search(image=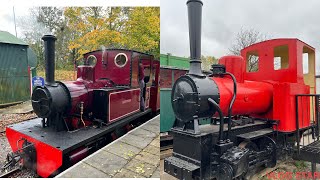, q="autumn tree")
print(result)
[201,55,218,71]
[123,7,160,58]
[229,28,269,72]
[64,7,124,60]
[17,7,71,70]
[64,7,160,61]
[18,7,160,70]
